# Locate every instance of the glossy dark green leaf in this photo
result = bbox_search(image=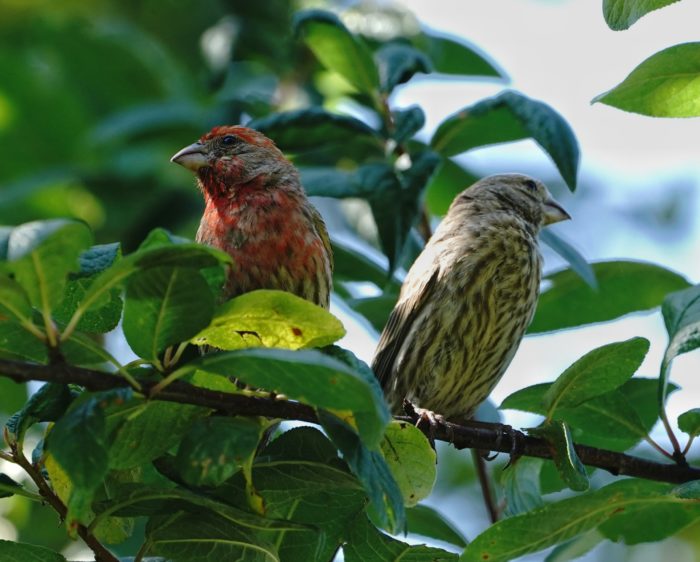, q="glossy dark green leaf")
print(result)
[539,230,597,290]
[500,458,544,517]
[678,408,700,436]
[369,151,440,274]
[543,337,649,414]
[528,421,588,492]
[431,90,579,190]
[250,107,384,164]
[78,243,121,275]
[94,483,306,532]
[602,0,681,30]
[146,511,278,562]
[319,411,405,534]
[593,42,700,117]
[187,347,390,448]
[660,284,700,405]
[123,267,214,361]
[5,383,75,443]
[0,274,33,325]
[192,290,345,351]
[54,276,123,334]
[7,220,92,312]
[673,480,700,499]
[375,42,432,93]
[300,167,360,198]
[406,504,468,548]
[105,397,205,470]
[412,31,505,79]
[239,427,367,561]
[345,514,458,562]
[392,105,426,144]
[529,261,689,334]
[0,541,66,562]
[461,479,692,562]
[294,10,380,94]
[46,389,131,524]
[175,417,264,487]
